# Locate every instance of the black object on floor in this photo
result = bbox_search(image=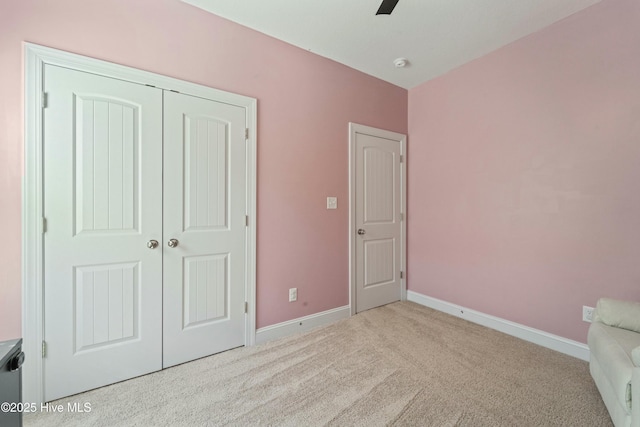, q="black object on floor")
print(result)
[0,338,24,427]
